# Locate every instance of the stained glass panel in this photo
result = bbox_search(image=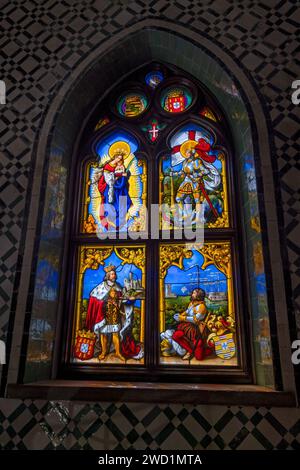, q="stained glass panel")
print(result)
[160,124,229,229]
[145,71,164,89]
[42,151,67,239]
[94,116,110,131]
[82,131,147,234]
[160,86,193,113]
[199,107,217,122]
[159,242,237,366]
[141,118,166,143]
[117,92,148,117]
[72,244,146,365]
